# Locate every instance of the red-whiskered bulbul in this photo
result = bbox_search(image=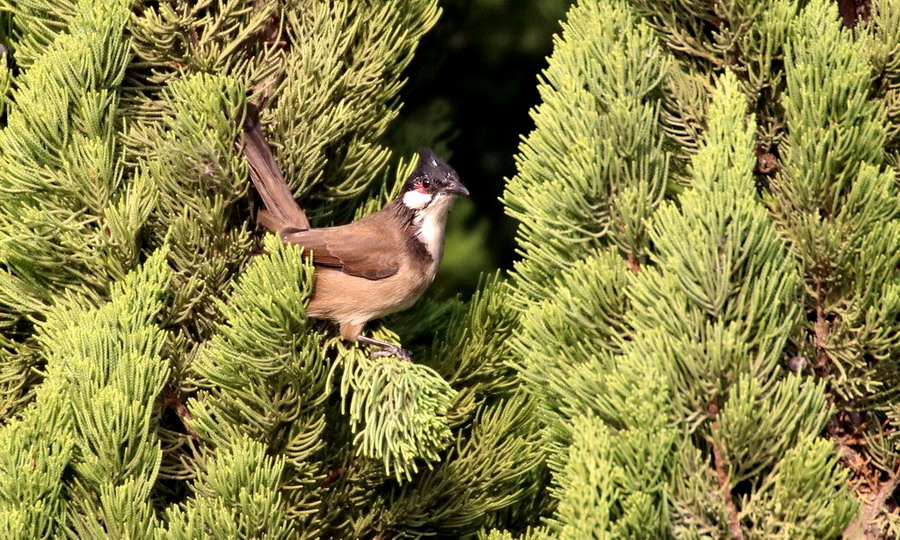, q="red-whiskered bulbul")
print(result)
[240,106,468,360]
